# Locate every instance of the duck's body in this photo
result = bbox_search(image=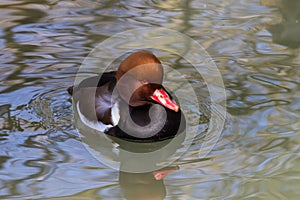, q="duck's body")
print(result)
[68,51,185,142]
